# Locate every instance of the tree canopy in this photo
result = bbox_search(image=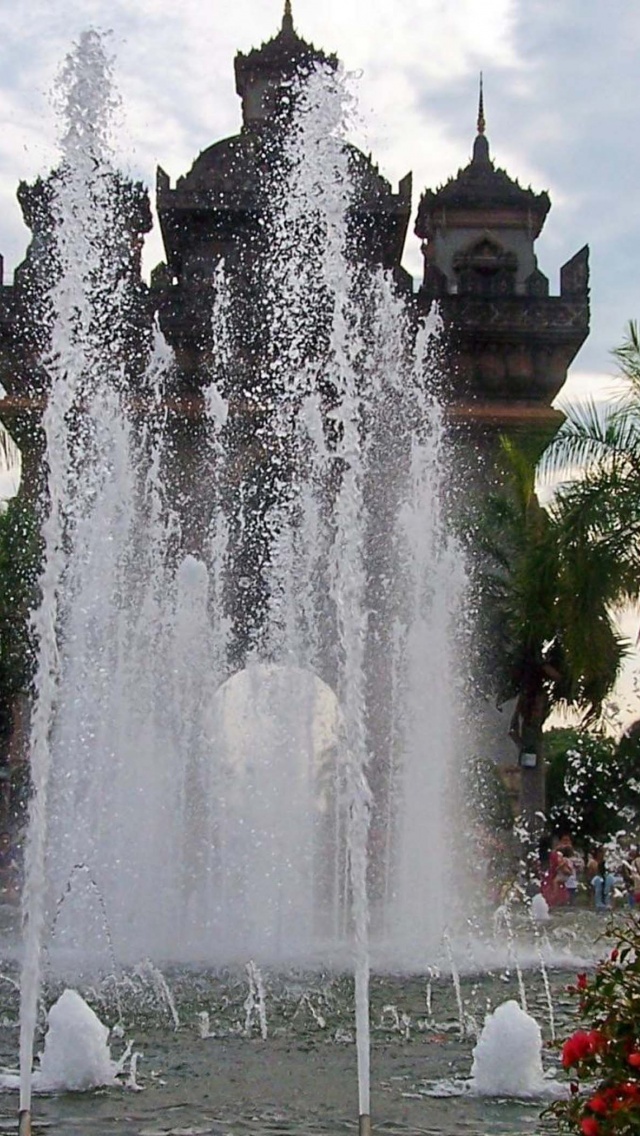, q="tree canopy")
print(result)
[544,726,635,845]
[0,496,41,753]
[471,435,630,823]
[474,436,629,731]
